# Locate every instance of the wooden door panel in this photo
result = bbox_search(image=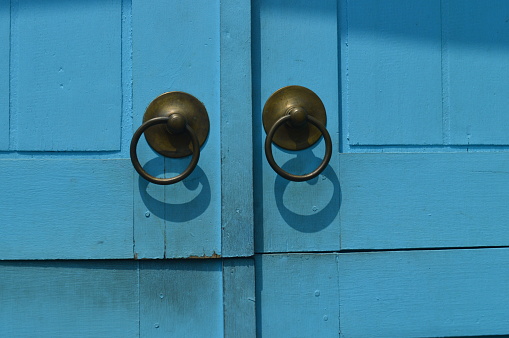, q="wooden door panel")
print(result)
[132,0,222,259]
[255,253,340,337]
[0,261,139,337]
[15,0,122,151]
[0,159,133,259]
[253,0,341,254]
[447,0,509,145]
[257,250,509,337]
[339,153,509,250]
[346,0,443,146]
[0,0,8,150]
[344,0,509,149]
[139,260,224,337]
[132,0,253,259]
[339,248,509,337]
[1,0,253,260]
[140,258,255,338]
